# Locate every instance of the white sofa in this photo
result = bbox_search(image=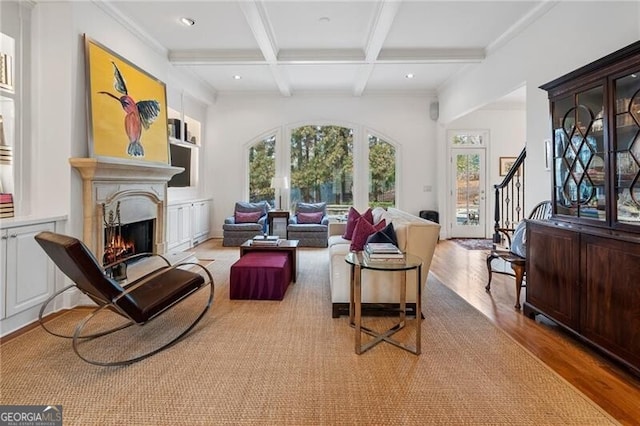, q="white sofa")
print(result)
[328,207,441,317]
